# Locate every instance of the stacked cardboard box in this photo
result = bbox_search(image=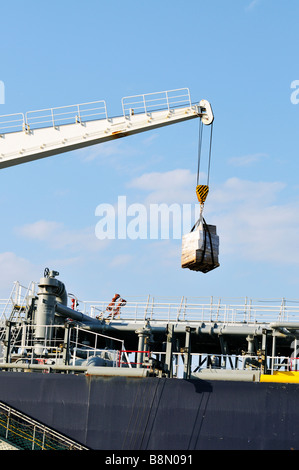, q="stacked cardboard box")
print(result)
[181,221,220,273]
